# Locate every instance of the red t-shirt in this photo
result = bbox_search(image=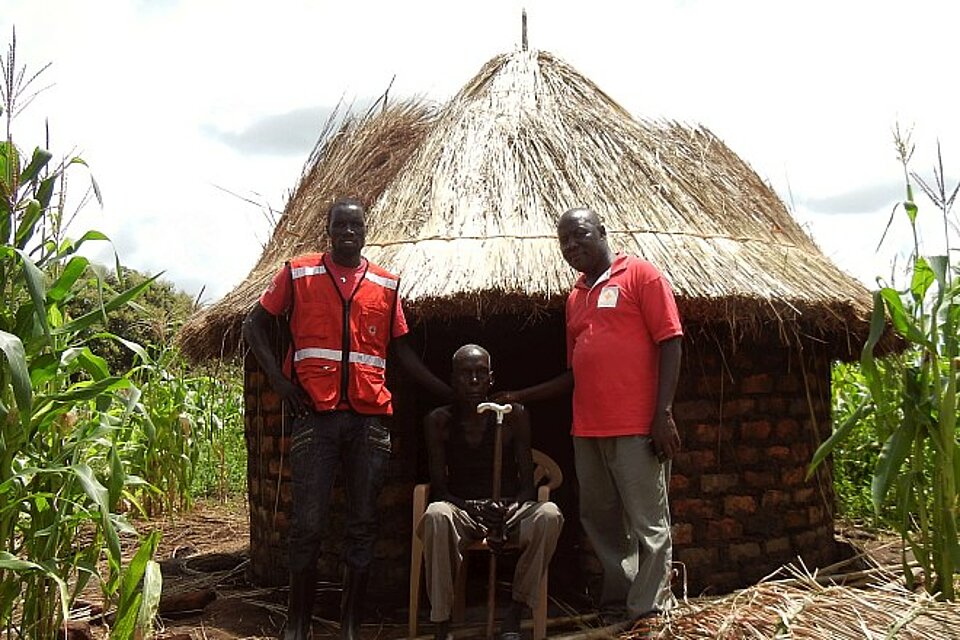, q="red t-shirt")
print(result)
[565,254,682,437]
[260,256,409,339]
